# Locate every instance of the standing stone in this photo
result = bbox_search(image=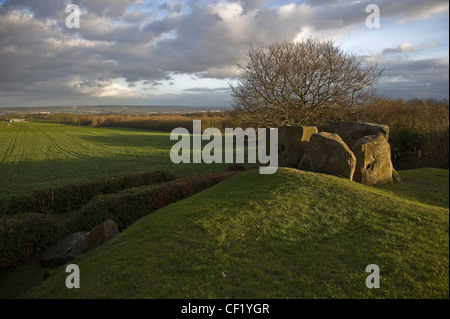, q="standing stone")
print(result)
[298,132,356,180]
[319,121,390,149]
[86,219,119,251]
[352,134,394,185]
[277,126,318,168]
